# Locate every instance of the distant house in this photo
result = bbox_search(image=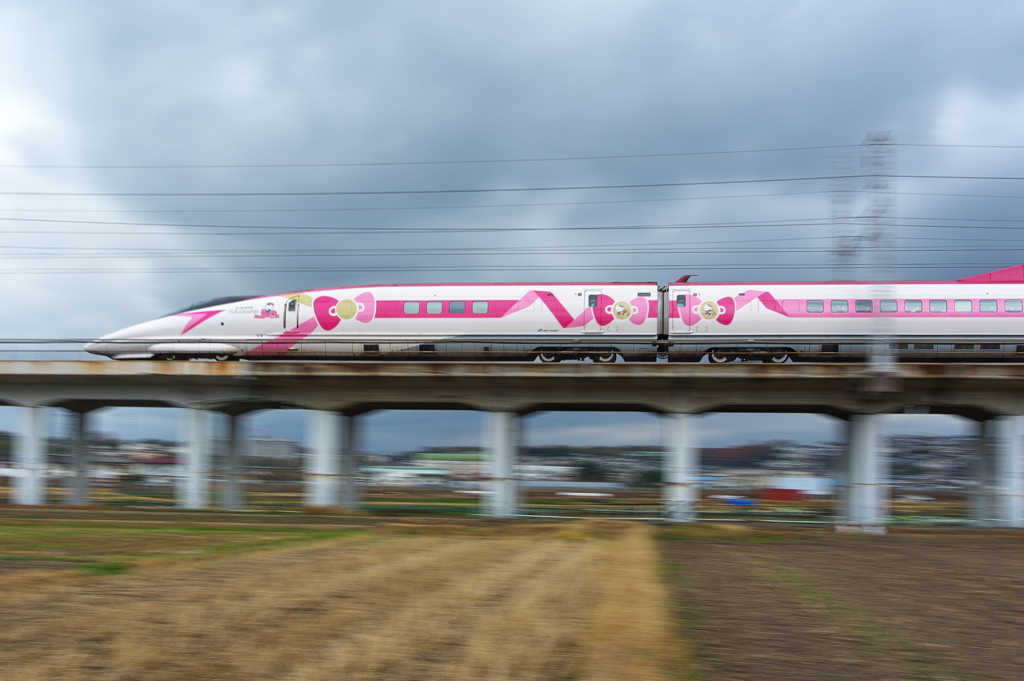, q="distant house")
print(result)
[130,456,179,485]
